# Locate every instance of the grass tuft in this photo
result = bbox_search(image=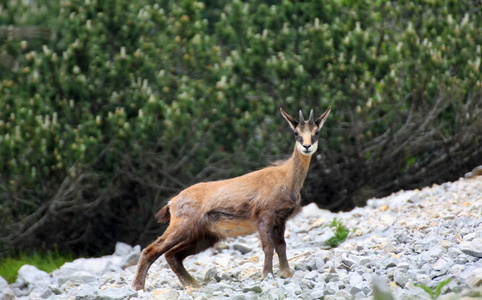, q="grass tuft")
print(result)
[414,279,452,299]
[0,251,73,284]
[324,218,352,248]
